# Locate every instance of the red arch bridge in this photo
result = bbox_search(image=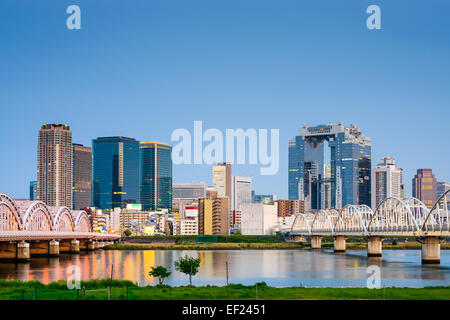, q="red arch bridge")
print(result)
[0,193,120,261]
[287,190,450,264]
